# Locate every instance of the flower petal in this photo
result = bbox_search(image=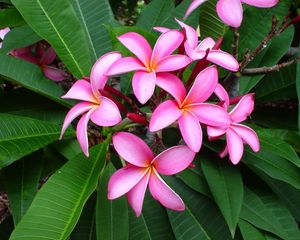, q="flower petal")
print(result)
[231,123,260,152]
[90,96,121,126]
[183,0,208,19]
[0,27,10,40]
[62,80,98,103]
[241,0,278,8]
[176,19,199,49]
[76,109,95,156]
[106,57,147,76]
[91,52,122,95]
[153,26,171,33]
[149,169,185,211]
[42,66,67,82]
[196,37,216,51]
[219,146,229,158]
[207,50,239,72]
[127,171,150,217]
[178,110,202,152]
[156,73,186,104]
[214,83,230,110]
[216,0,243,28]
[153,146,195,175]
[112,132,154,167]
[183,65,218,105]
[60,102,95,139]
[40,47,56,65]
[207,126,227,140]
[230,93,255,123]
[188,103,232,126]
[149,100,182,132]
[132,71,156,104]
[151,30,184,64]
[226,127,244,164]
[118,32,152,66]
[108,165,148,199]
[184,42,206,60]
[155,55,191,72]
